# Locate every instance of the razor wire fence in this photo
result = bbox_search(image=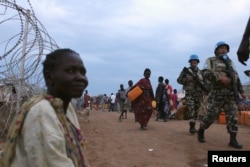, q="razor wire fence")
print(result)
[0,0,59,139]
